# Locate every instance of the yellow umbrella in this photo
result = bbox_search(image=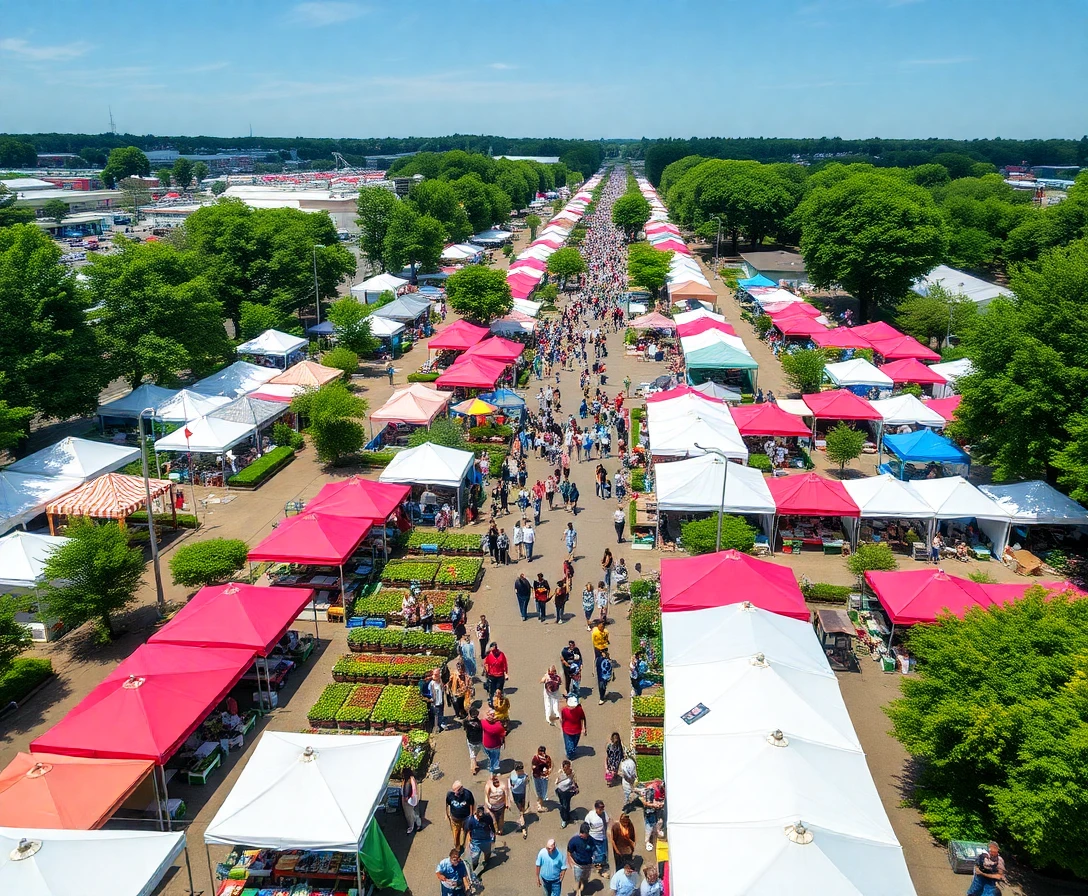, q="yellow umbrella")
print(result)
[452,397,498,416]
